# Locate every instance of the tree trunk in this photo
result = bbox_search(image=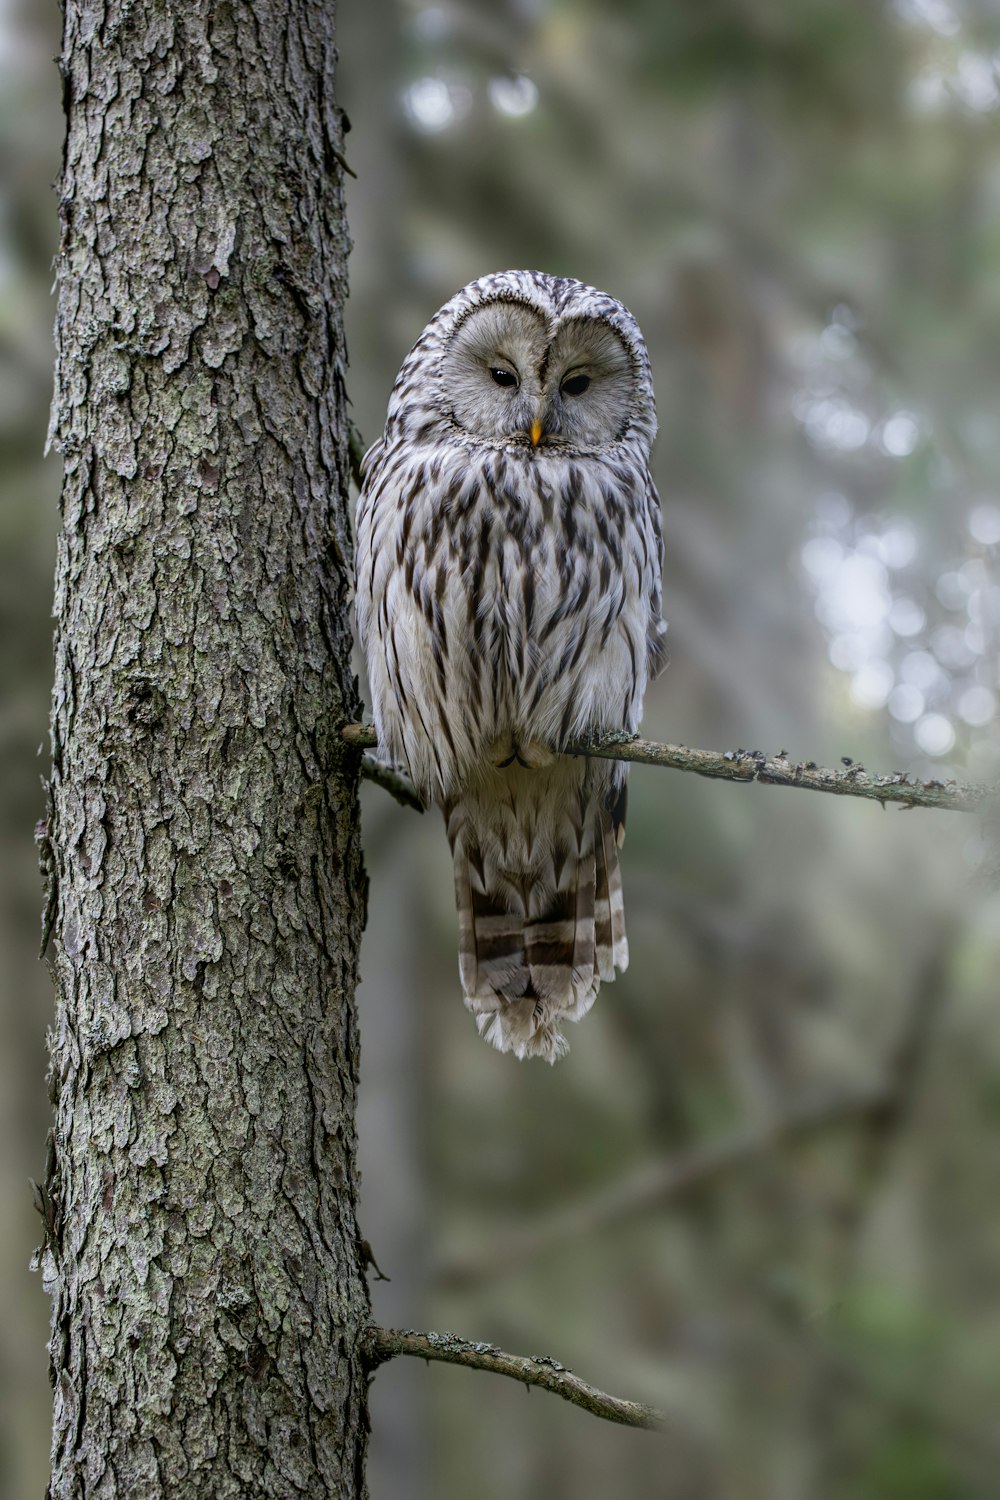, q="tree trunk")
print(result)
[40,3,369,1495]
